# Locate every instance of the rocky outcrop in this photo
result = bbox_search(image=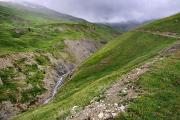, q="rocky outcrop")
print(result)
[0,39,103,120]
[65,40,102,64]
[0,52,72,120]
